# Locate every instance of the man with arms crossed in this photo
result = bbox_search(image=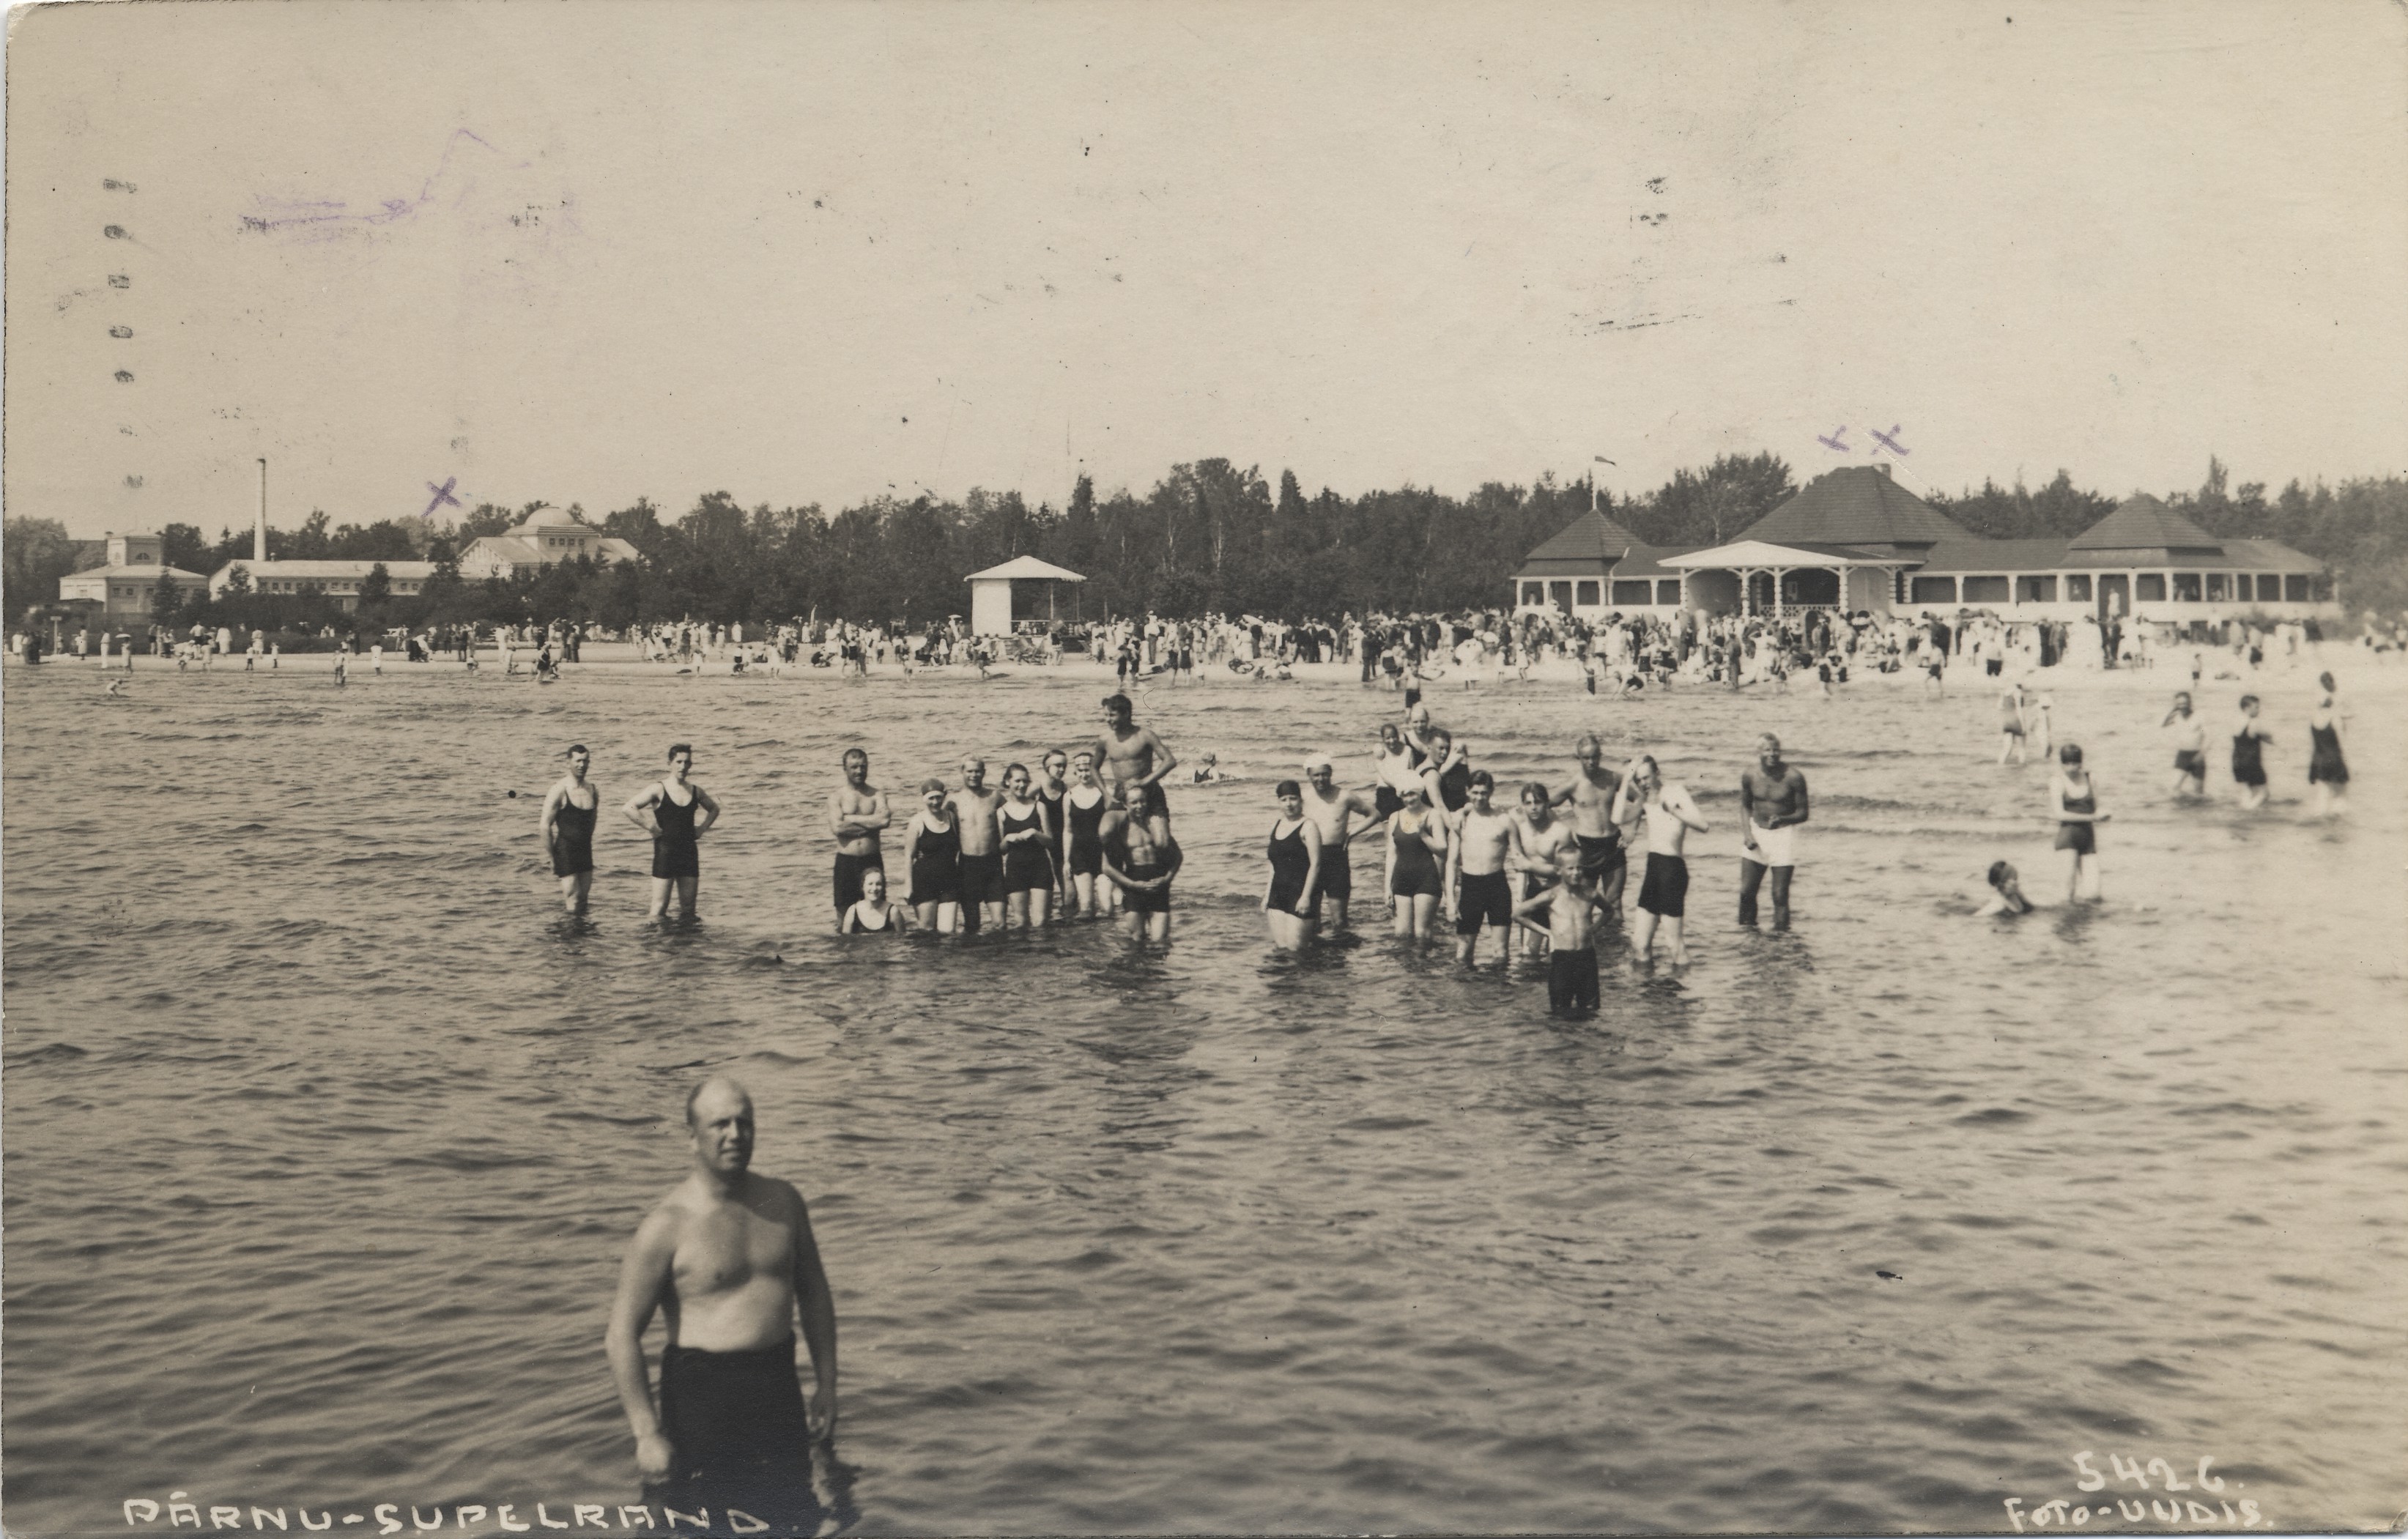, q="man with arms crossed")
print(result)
[607,1078,837,1535]
[949,759,1007,932]
[1551,734,1630,916]
[1735,733,1809,928]
[826,749,891,930]
[1300,752,1381,932]
[1100,782,1182,941]
[1093,693,1179,818]
[1447,770,1519,965]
